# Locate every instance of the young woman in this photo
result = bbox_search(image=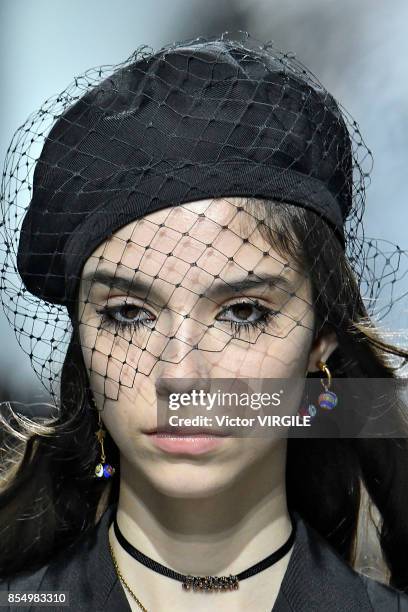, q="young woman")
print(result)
[1,35,408,611]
